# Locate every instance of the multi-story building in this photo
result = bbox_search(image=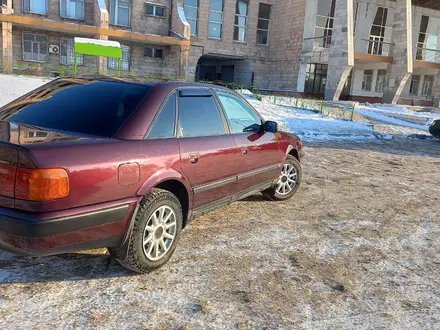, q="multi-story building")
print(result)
[1,0,440,105]
[299,0,440,105]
